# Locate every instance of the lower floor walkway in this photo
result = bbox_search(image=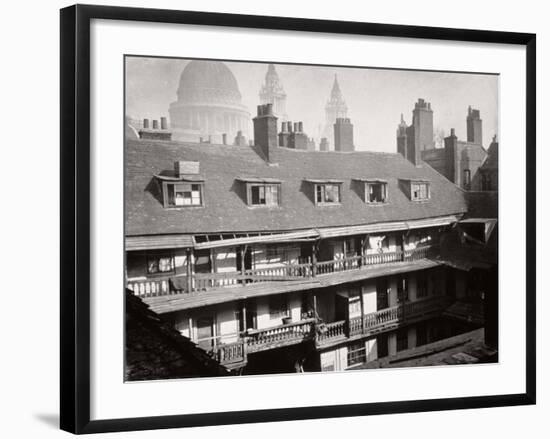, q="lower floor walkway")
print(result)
[351,328,496,369]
